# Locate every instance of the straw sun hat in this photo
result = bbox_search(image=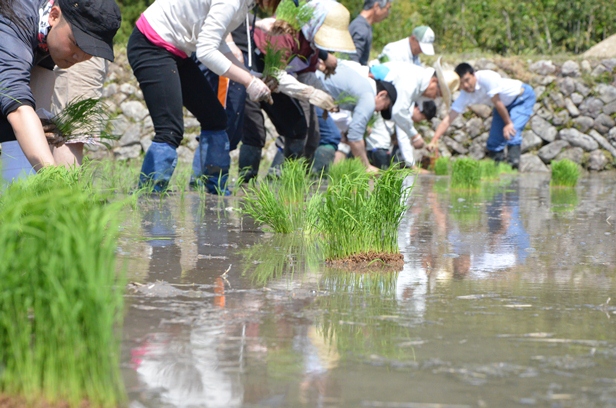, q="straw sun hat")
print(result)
[313,2,356,53]
[434,57,460,109]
